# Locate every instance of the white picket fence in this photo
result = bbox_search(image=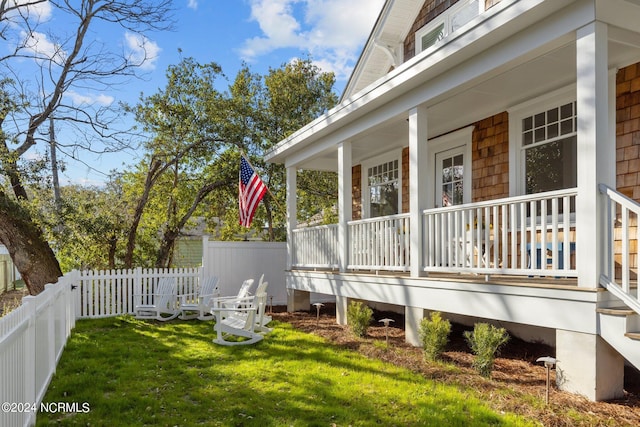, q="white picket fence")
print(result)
[0,267,205,427]
[0,272,78,427]
[77,267,201,318]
